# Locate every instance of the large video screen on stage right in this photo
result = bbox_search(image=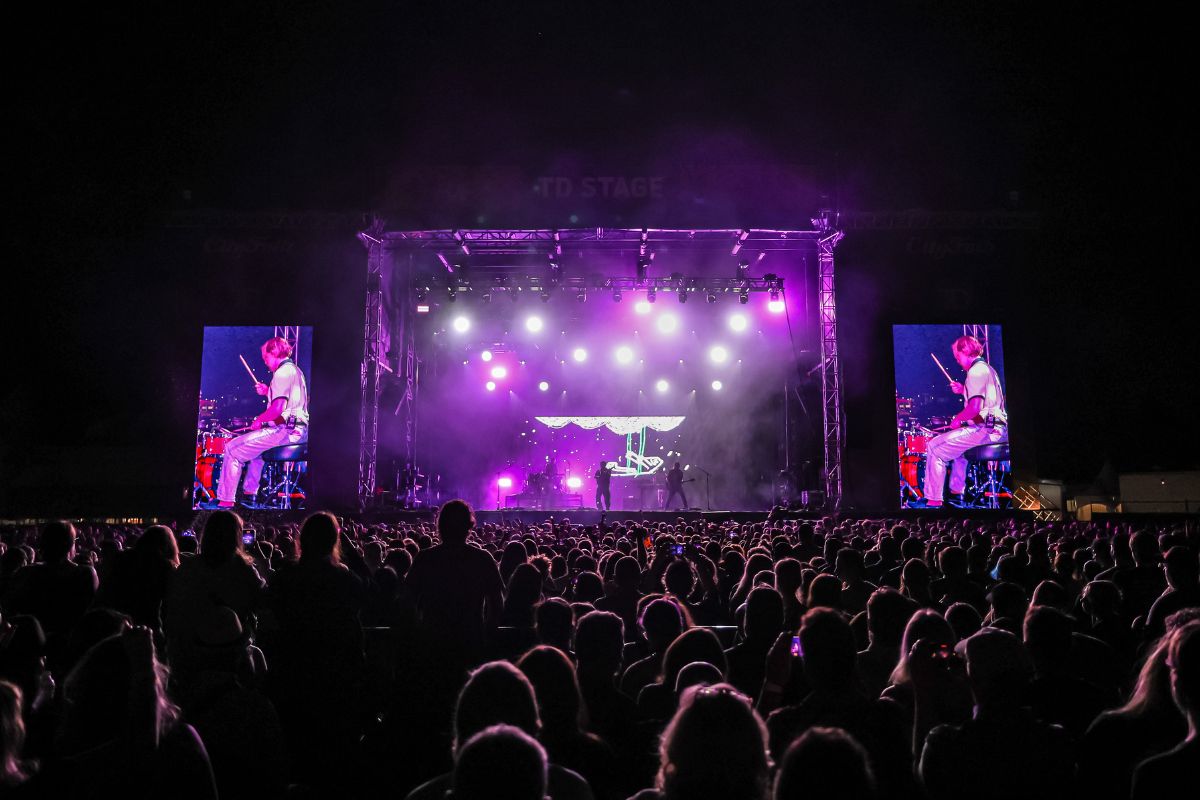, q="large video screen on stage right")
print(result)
[193,326,312,510]
[892,325,1012,509]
